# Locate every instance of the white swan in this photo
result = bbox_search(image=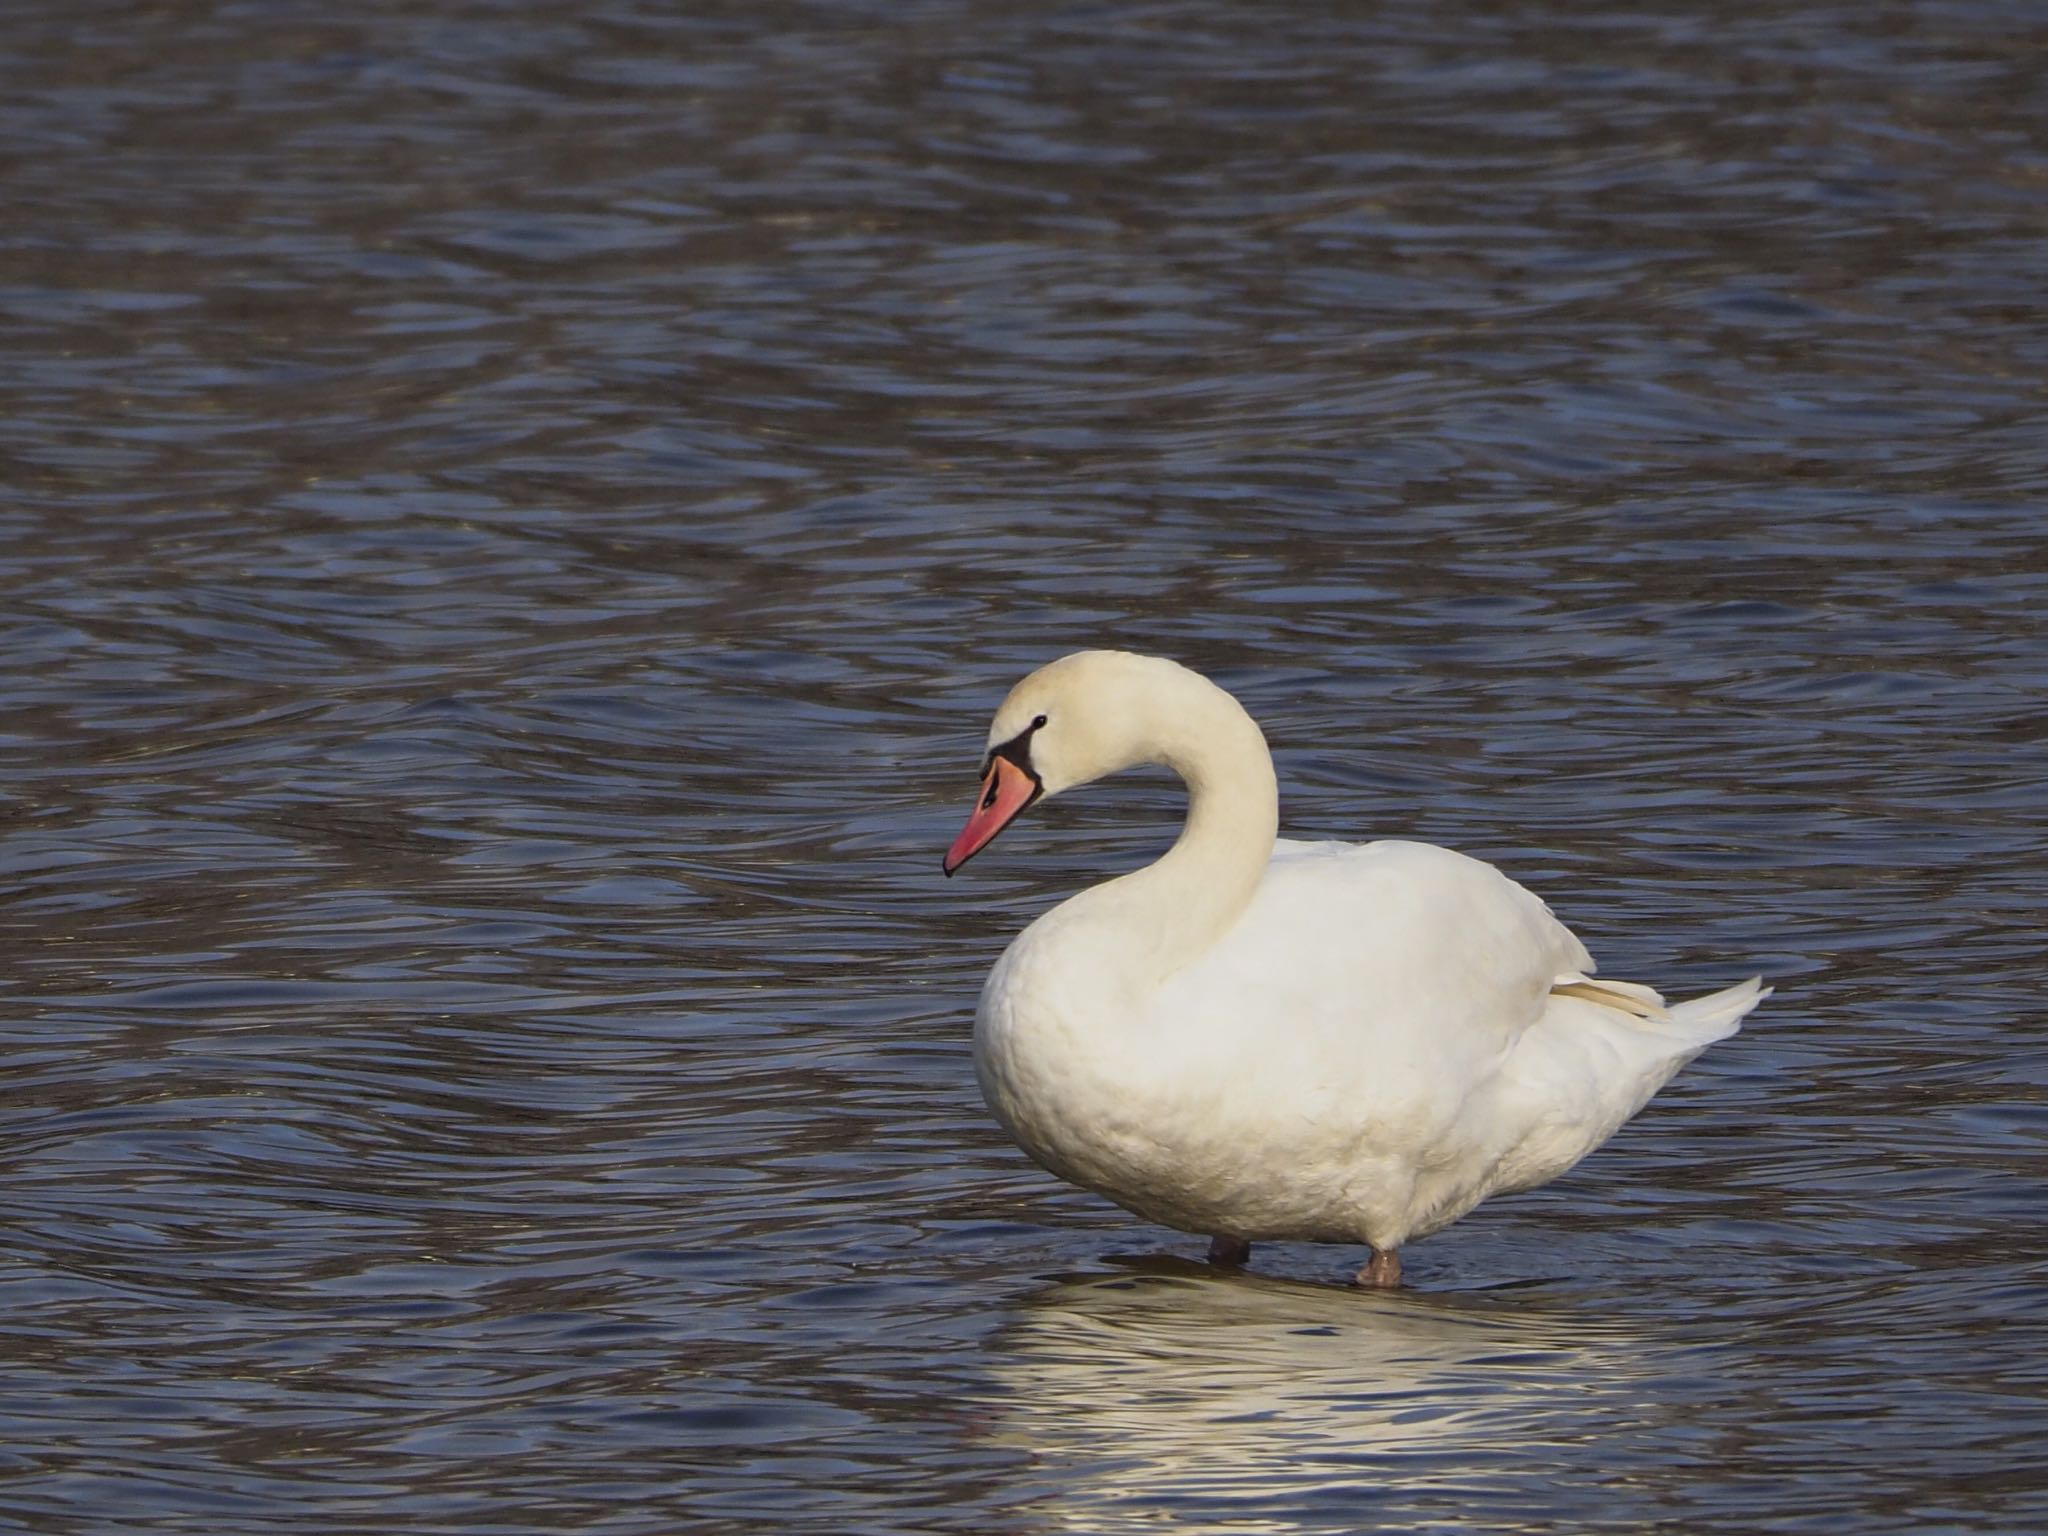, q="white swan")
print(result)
[942,651,1768,1287]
